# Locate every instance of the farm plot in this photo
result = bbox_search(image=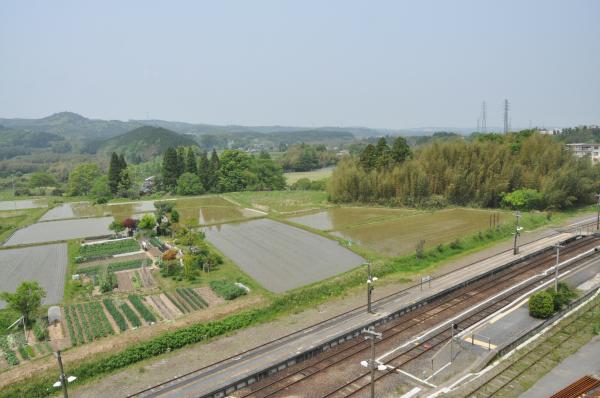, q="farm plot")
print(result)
[63,302,114,346]
[287,207,418,231]
[79,238,140,261]
[204,219,365,293]
[3,216,113,246]
[145,294,181,320]
[0,243,67,309]
[162,288,209,315]
[116,267,155,292]
[39,202,104,221]
[330,208,510,257]
[0,199,47,211]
